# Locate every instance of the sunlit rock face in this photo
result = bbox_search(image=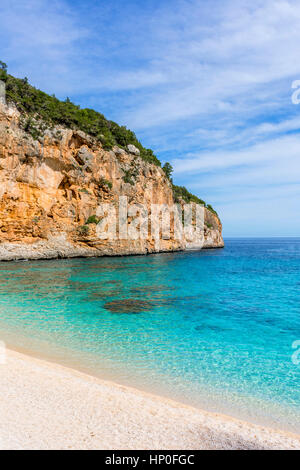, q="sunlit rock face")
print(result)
[0,102,224,261]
